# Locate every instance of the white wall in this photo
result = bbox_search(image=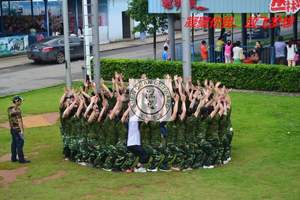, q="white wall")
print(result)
[100,26,109,44]
[107,0,129,42]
